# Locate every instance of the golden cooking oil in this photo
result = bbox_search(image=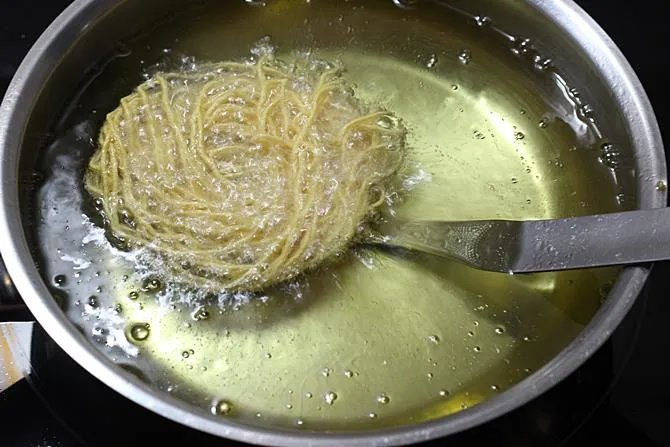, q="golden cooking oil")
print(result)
[35,0,628,432]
